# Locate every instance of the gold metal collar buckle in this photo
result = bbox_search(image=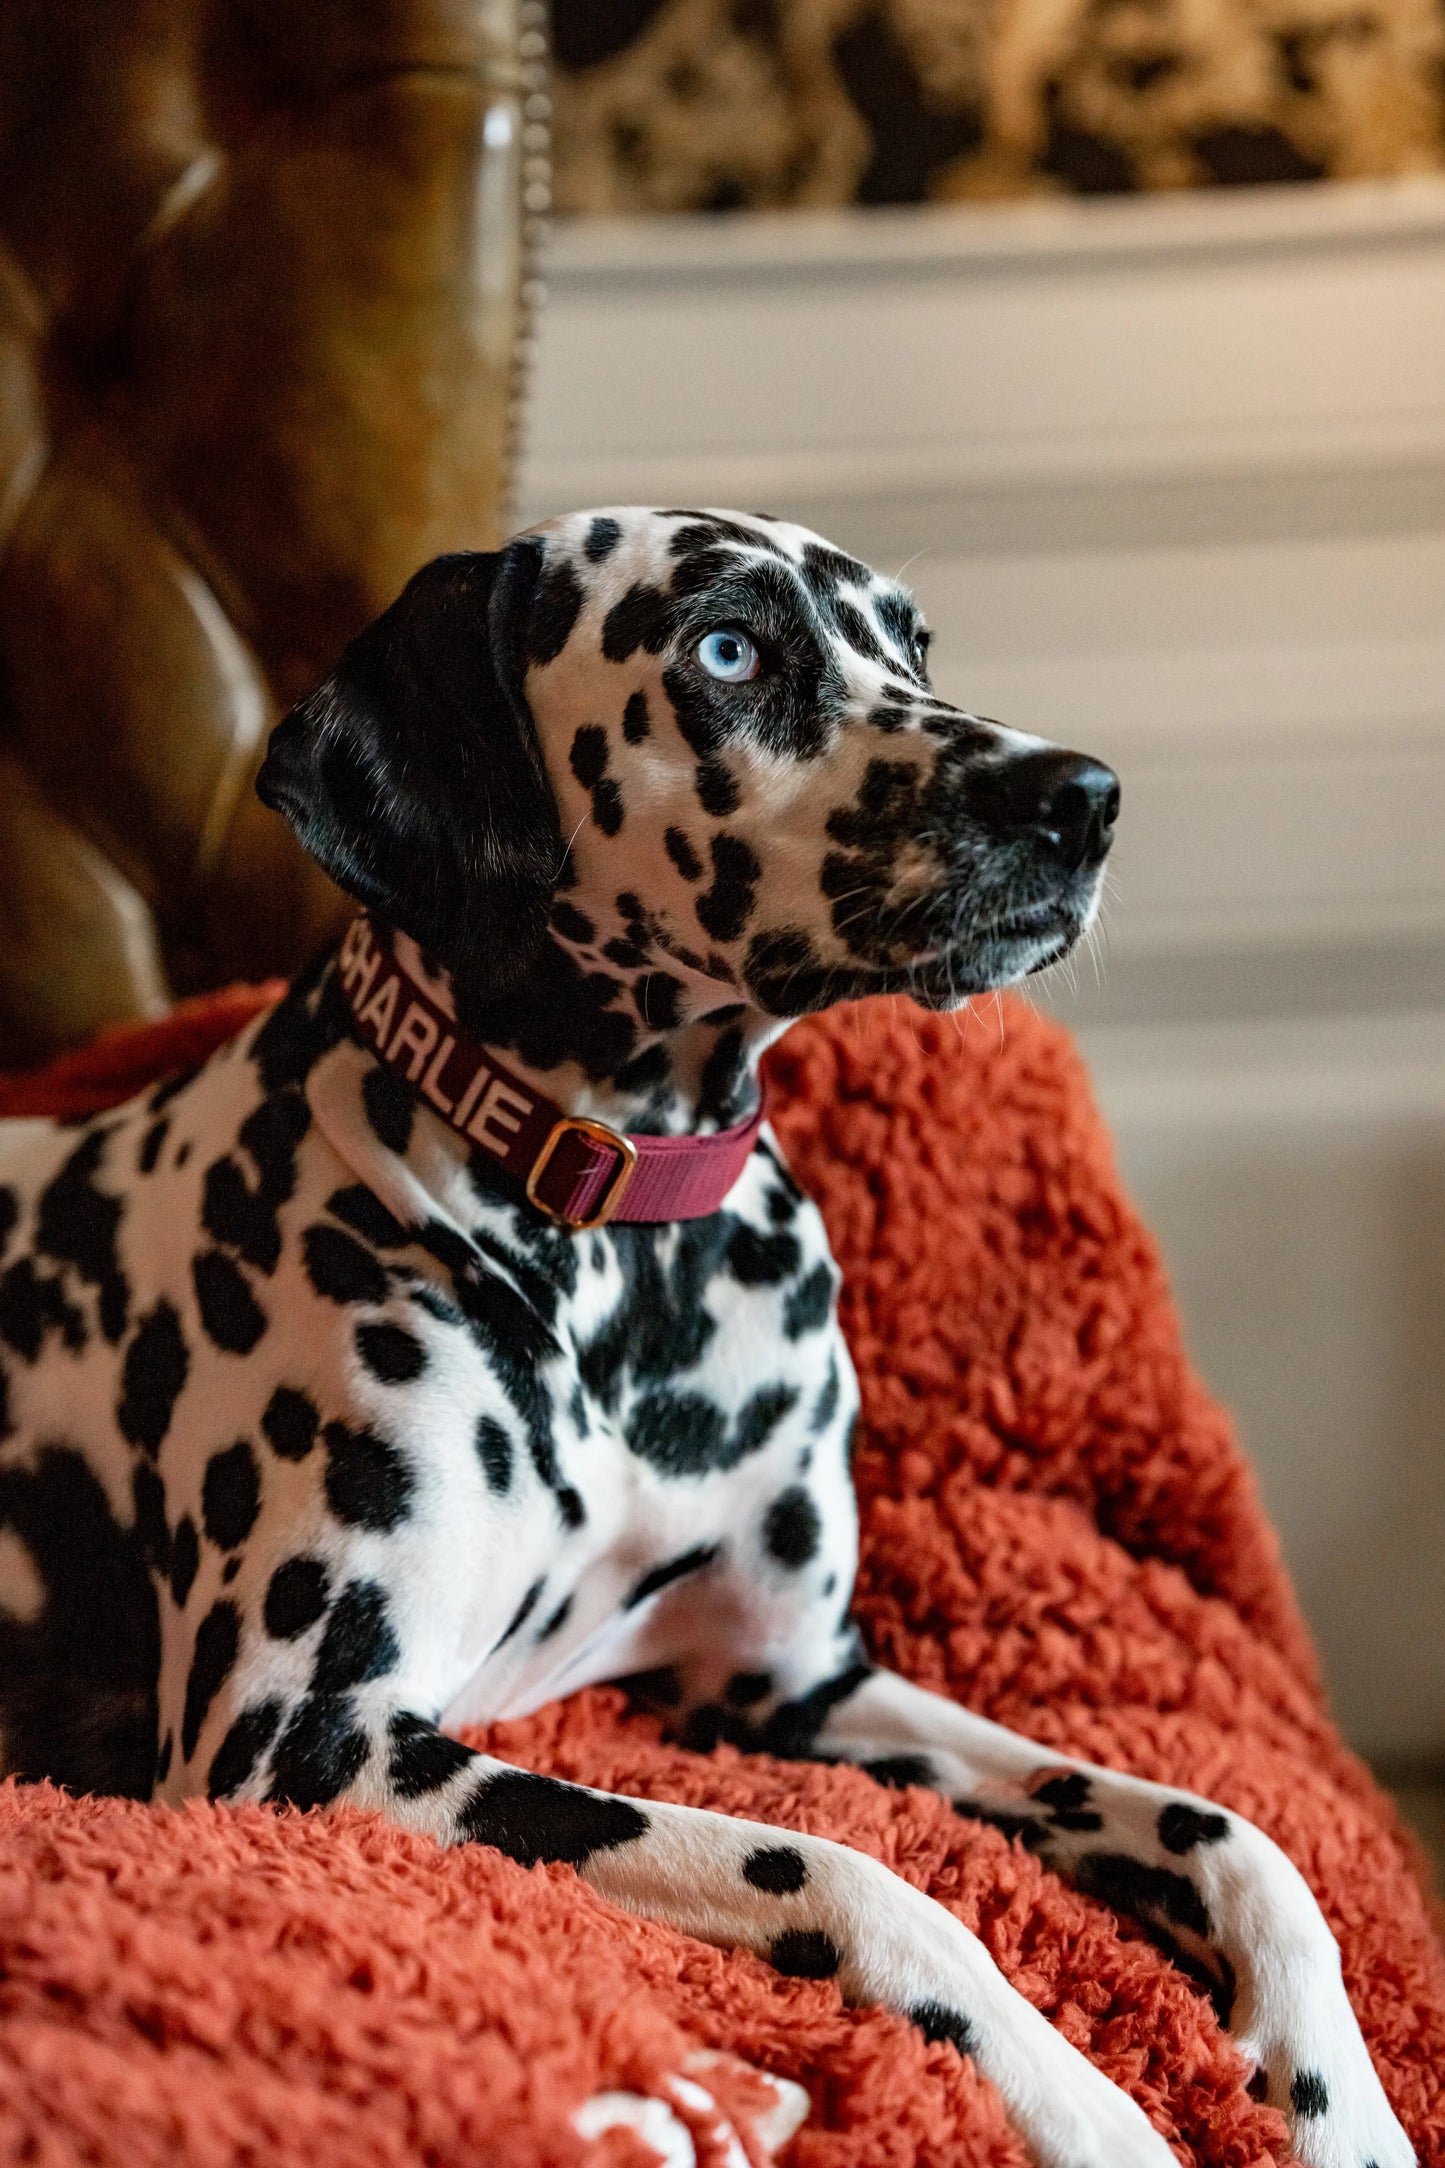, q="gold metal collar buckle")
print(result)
[525,1117,639,1230]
